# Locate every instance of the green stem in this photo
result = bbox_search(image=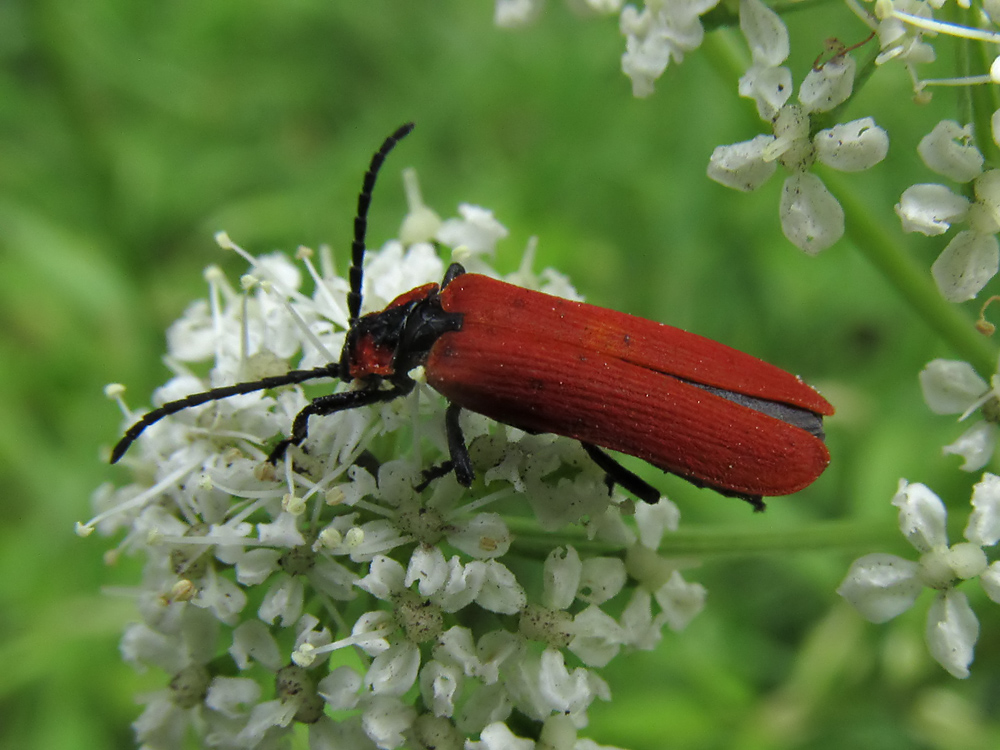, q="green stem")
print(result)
[827,171,996,376]
[507,516,904,560]
[963,7,1000,168]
